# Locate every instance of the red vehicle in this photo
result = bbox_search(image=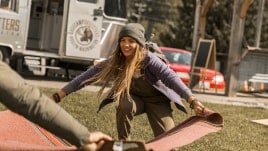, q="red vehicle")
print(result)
[160,47,225,89]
